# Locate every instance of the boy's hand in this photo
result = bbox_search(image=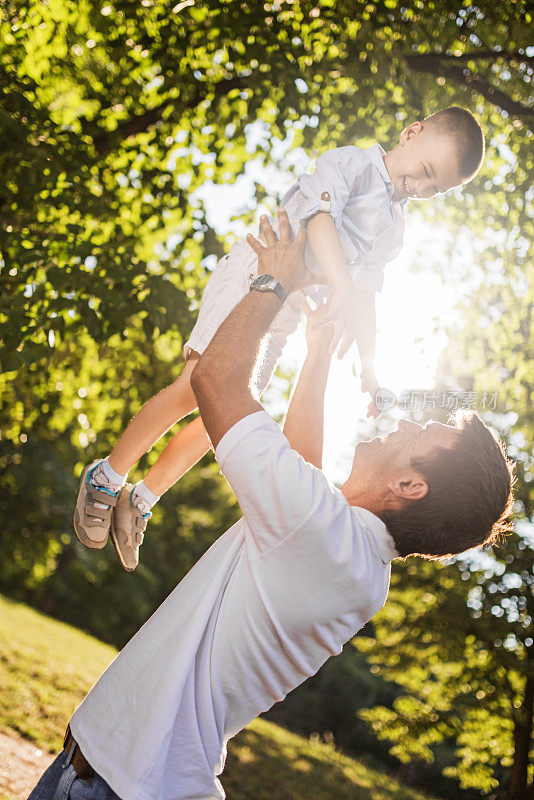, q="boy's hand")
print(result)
[312,281,361,359]
[361,365,380,419]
